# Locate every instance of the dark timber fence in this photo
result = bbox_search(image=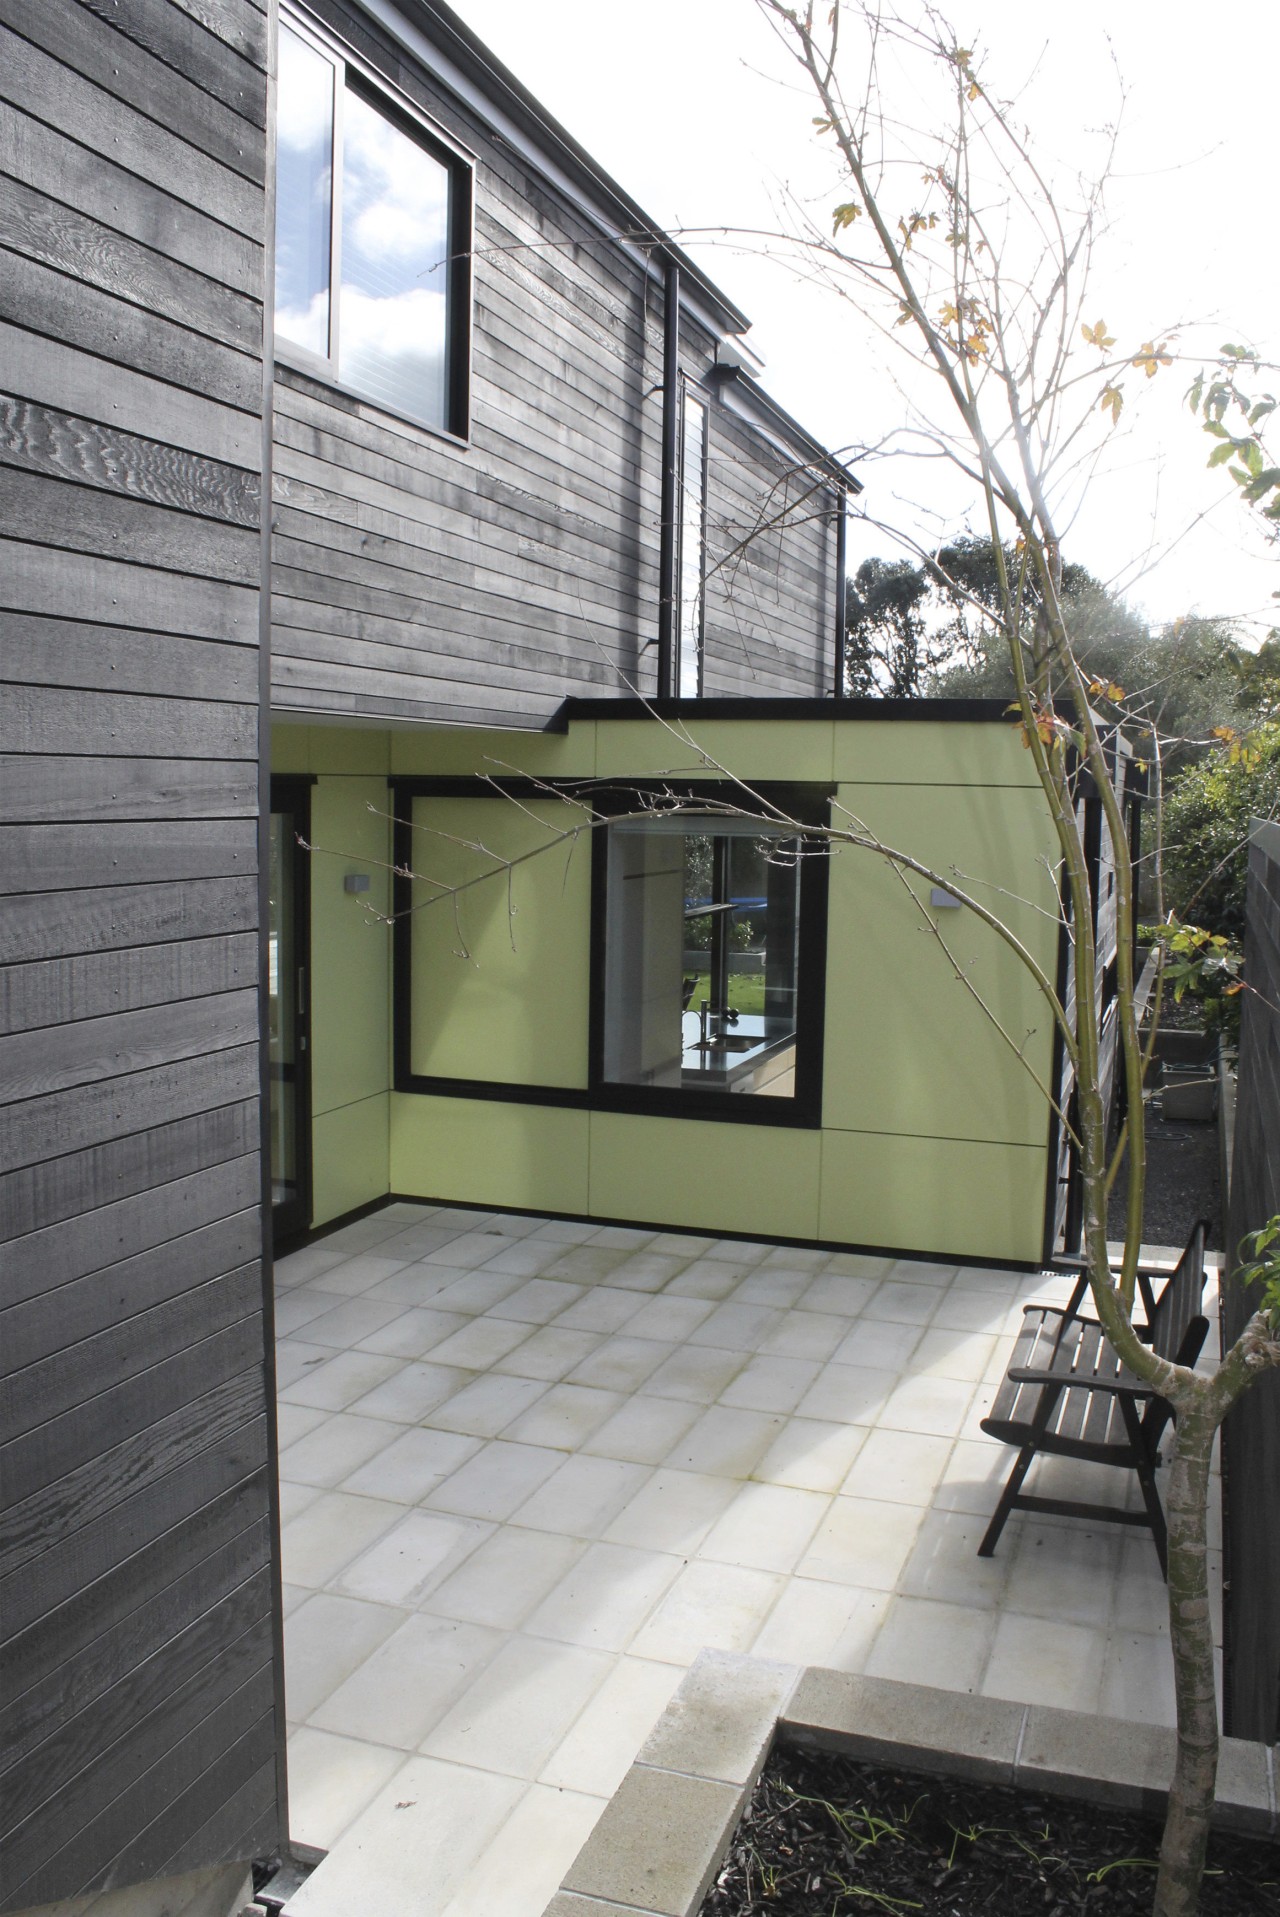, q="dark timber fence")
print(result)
[1222,816,1280,1744]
